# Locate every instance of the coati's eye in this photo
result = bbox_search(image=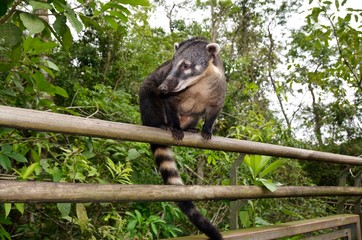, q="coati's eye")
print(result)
[182,62,191,70]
